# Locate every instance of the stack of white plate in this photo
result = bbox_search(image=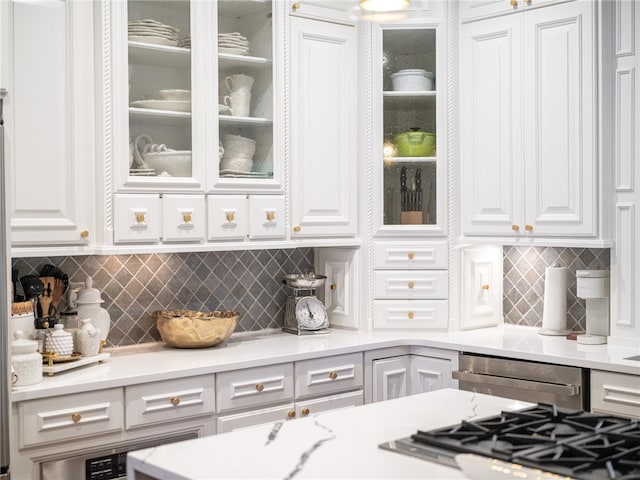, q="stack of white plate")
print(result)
[178,35,191,49]
[130,168,156,177]
[218,32,249,55]
[128,19,180,47]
